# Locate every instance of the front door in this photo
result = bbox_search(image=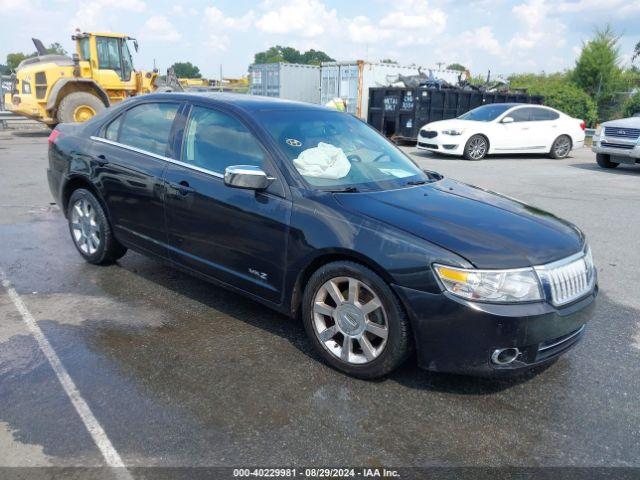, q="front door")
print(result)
[493,107,537,151]
[164,104,291,303]
[92,101,182,258]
